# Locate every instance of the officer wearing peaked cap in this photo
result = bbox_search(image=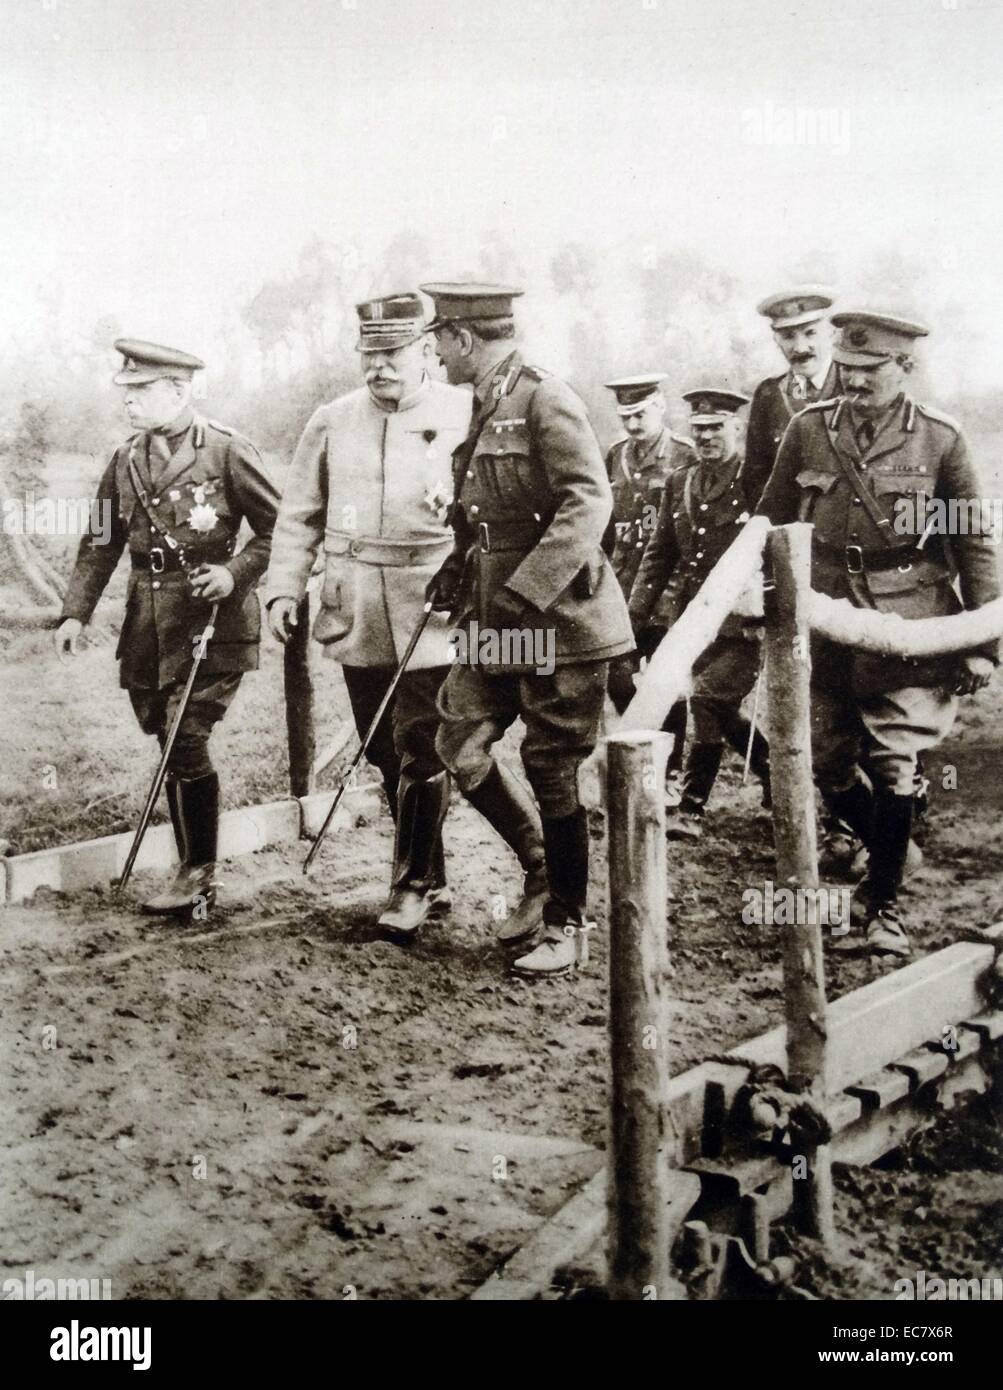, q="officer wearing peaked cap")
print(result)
[744,286,840,509]
[422,282,634,978]
[55,339,280,916]
[759,309,999,960]
[602,373,694,786]
[265,293,472,940]
[629,388,771,832]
